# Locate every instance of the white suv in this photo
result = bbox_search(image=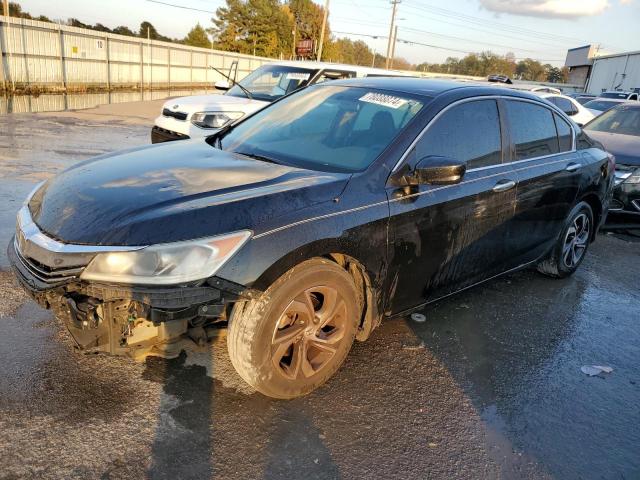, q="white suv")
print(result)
[151,61,410,143]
